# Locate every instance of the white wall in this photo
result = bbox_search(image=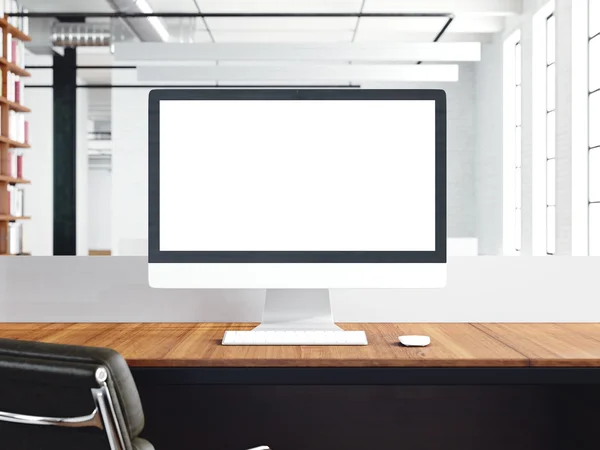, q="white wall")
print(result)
[475,38,504,255]
[1,256,600,322]
[554,0,589,255]
[23,54,53,256]
[111,71,150,255]
[111,65,479,255]
[88,165,112,250]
